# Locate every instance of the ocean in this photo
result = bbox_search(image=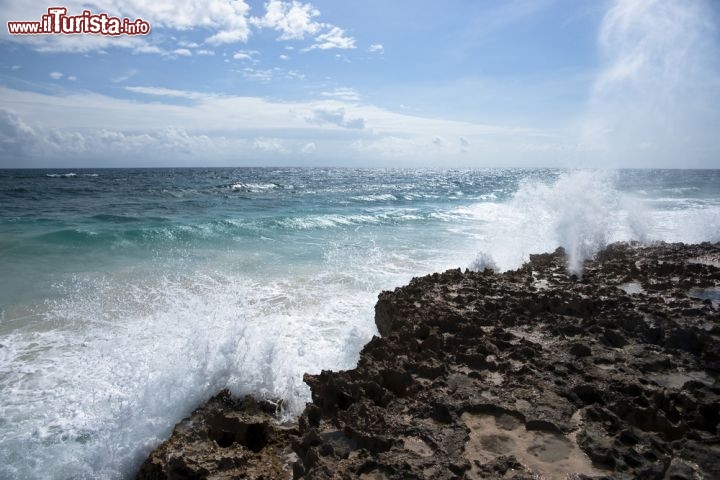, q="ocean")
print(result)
[0,168,718,478]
